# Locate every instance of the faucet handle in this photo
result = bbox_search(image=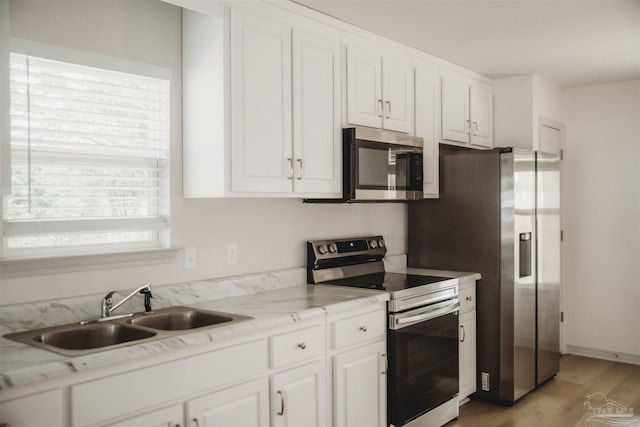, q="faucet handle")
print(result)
[139,287,153,313]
